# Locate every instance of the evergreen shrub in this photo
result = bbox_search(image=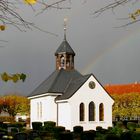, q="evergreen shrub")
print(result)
[43,121,56,132]
[127,122,137,131]
[54,126,65,139]
[132,132,140,140]
[96,126,102,131]
[107,127,113,132]
[44,121,56,127]
[54,126,65,133]
[120,131,133,140]
[116,121,124,128]
[81,130,96,140]
[105,134,120,140]
[32,122,42,131]
[73,126,83,133]
[59,131,73,140]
